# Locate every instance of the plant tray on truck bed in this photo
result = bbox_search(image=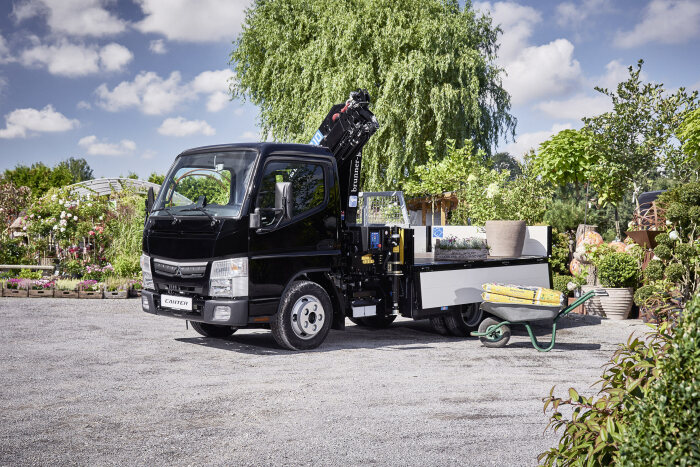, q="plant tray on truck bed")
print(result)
[3,287,29,298]
[55,290,79,298]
